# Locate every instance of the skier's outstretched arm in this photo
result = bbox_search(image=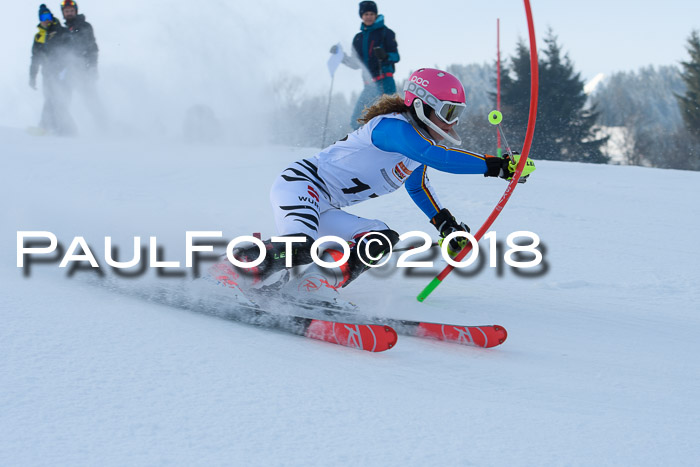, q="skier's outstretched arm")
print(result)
[371,118,487,174]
